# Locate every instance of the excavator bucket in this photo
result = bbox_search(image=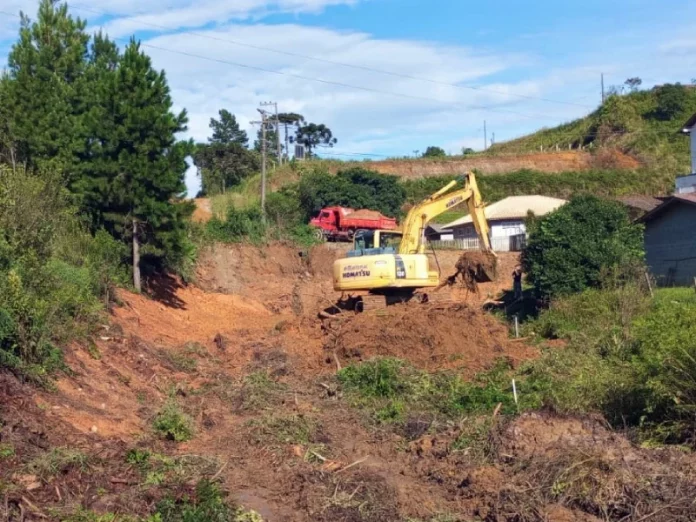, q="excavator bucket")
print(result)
[442,251,498,293]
